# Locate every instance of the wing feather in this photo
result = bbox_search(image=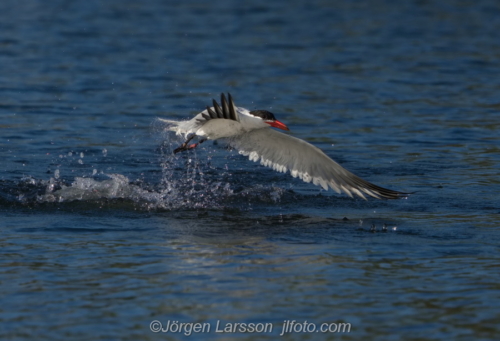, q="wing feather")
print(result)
[228,128,407,200]
[206,106,218,119]
[227,93,240,122]
[221,93,230,120]
[212,99,224,118]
